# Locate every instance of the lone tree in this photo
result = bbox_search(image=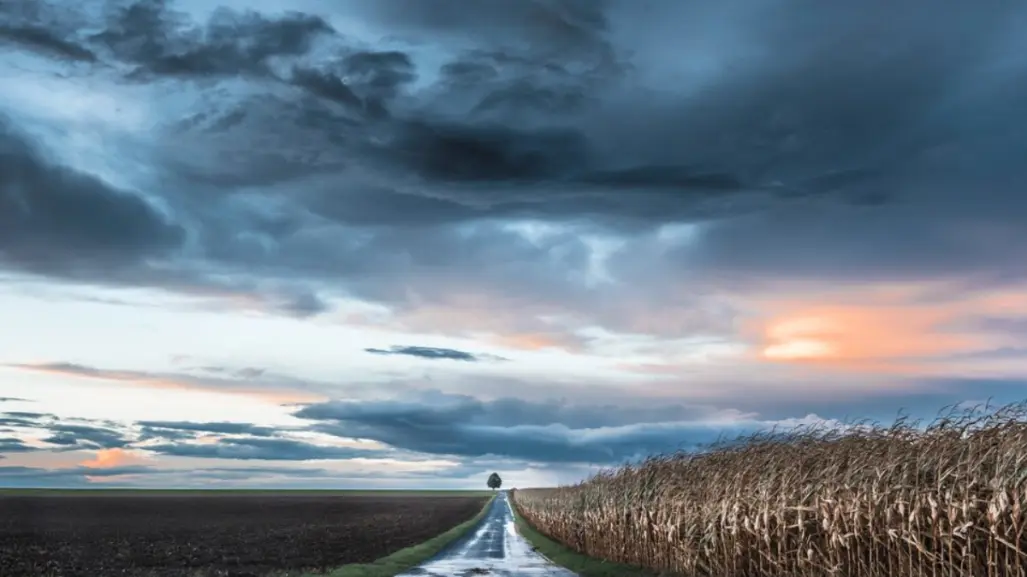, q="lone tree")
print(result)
[487,472,502,491]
